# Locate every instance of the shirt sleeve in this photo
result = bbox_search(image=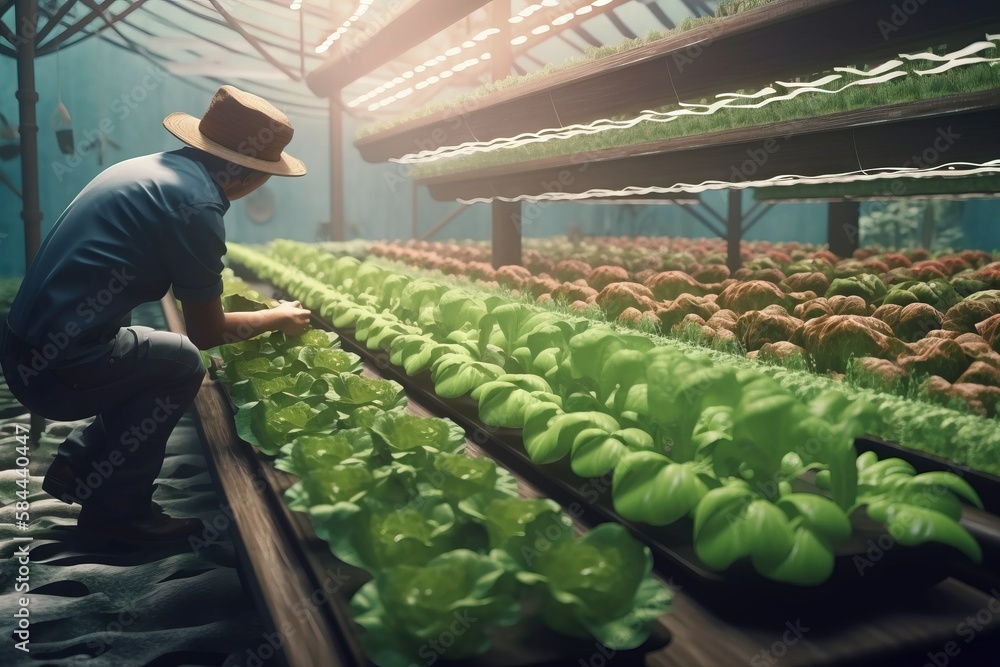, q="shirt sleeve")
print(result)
[165,202,228,303]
